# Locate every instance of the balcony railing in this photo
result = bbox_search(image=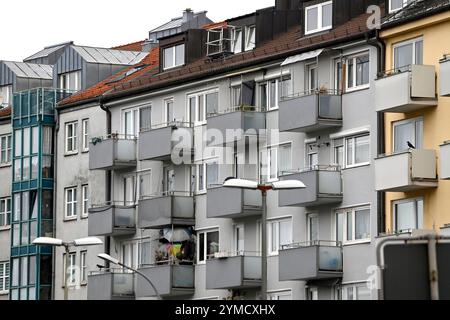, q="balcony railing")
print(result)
[375,65,437,113]
[279,241,343,281]
[207,186,262,219]
[138,191,195,229]
[89,134,137,170]
[440,55,450,97]
[87,269,135,300]
[279,165,343,207]
[138,122,193,162]
[375,150,438,192]
[206,252,261,290]
[88,201,136,236]
[279,90,342,133]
